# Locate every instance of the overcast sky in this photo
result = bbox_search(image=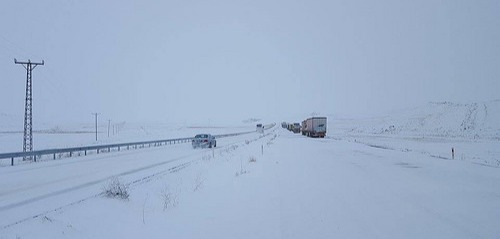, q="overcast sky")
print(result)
[1,0,499,126]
